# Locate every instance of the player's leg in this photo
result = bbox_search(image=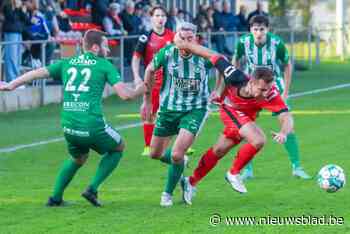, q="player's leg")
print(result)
[83,125,124,206]
[275,78,311,179]
[182,133,240,205]
[226,122,266,193]
[48,134,89,206]
[141,87,160,156]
